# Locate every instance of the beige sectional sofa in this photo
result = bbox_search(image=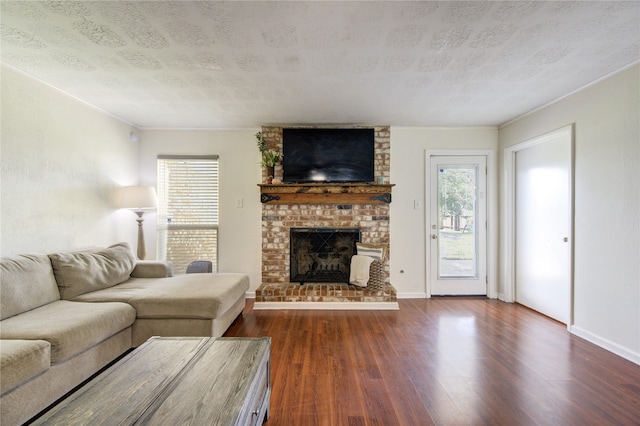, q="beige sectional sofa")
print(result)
[0,243,249,426]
